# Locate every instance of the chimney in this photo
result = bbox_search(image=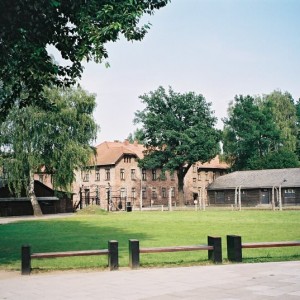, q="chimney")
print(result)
[124,139,129,145]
